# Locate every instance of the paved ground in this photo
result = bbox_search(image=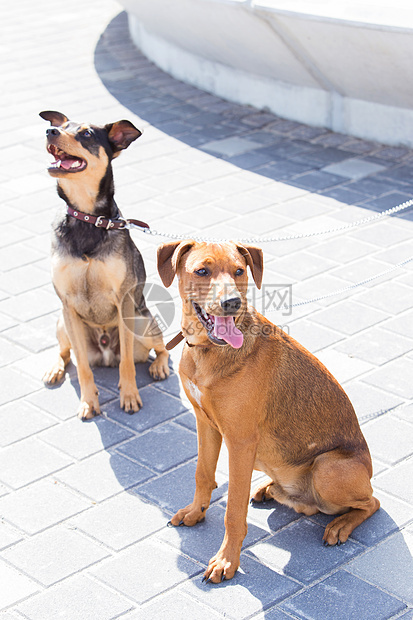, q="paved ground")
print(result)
[1,1,412,618]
